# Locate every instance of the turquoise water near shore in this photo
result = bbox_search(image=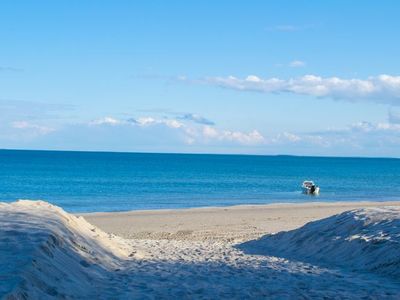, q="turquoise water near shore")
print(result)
[0,150,399,212]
